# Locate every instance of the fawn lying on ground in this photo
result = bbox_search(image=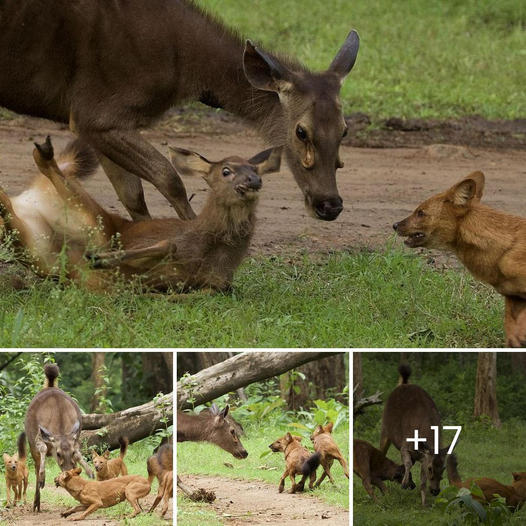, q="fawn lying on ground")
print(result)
[91,436,128,481]
[394,171,526,347]
[269,432,320,493]
[310,422,349,486]
[3,432,29,507]
[0,137,280,293]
